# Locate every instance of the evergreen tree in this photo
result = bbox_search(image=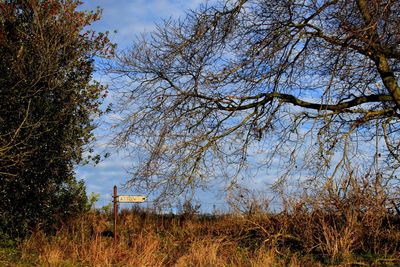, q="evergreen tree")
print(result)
[0,0,114,237]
